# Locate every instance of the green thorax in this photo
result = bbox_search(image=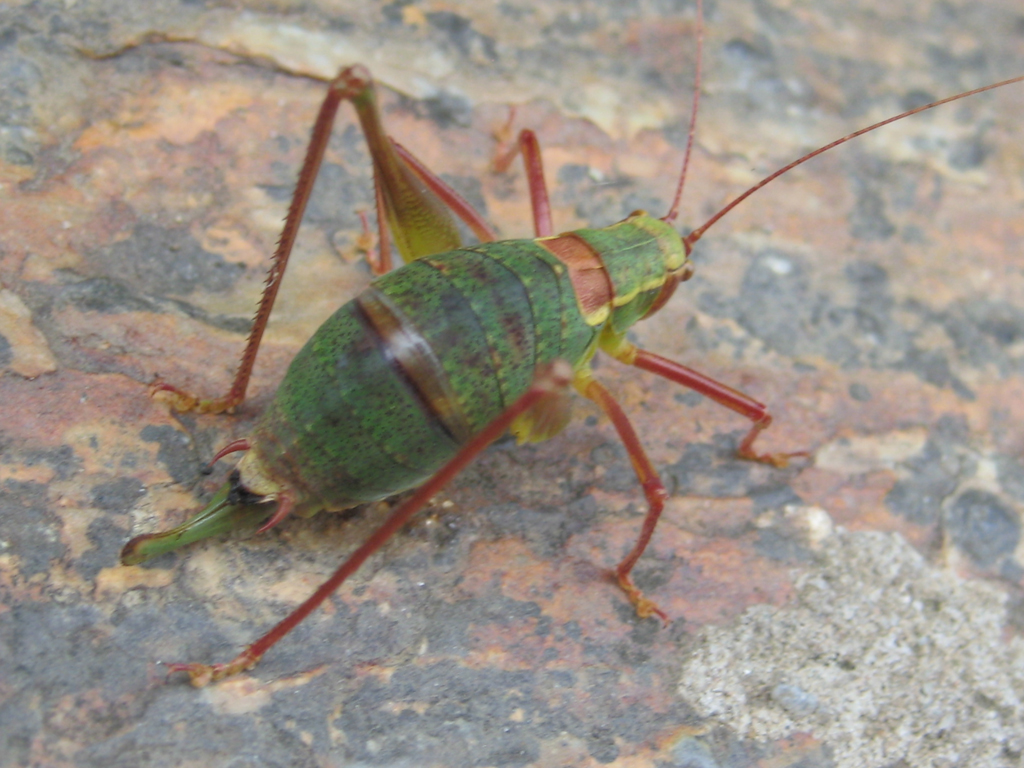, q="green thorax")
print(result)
[564,212,687,334]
